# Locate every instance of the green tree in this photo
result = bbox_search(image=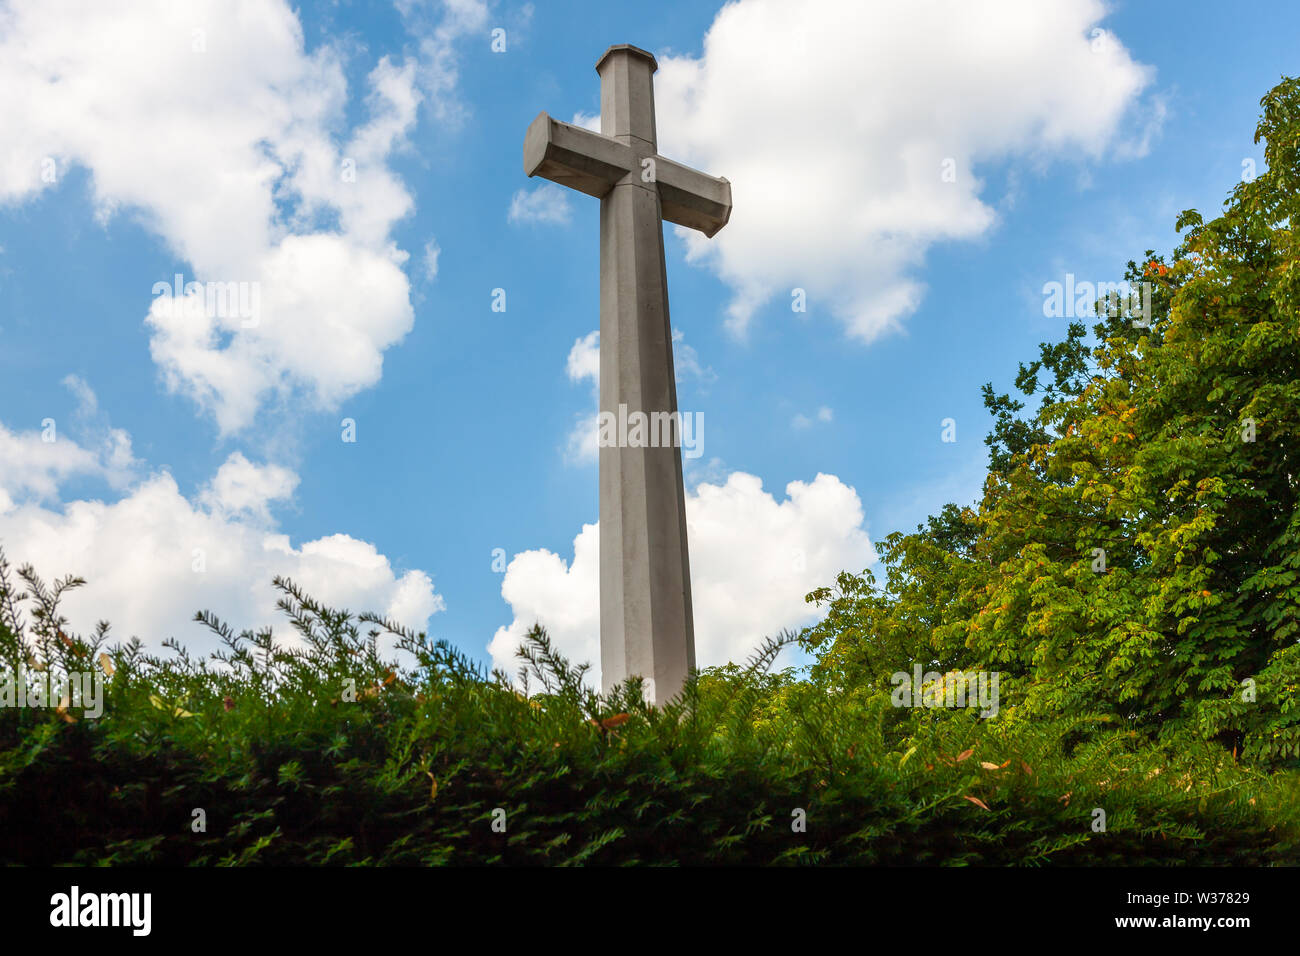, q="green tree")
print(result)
[806,76,1300,766]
